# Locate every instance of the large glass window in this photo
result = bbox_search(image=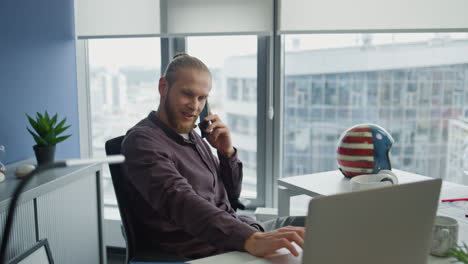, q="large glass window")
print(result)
[283,33,468,184]
[88,38,161,214]
[187,36,258,200]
